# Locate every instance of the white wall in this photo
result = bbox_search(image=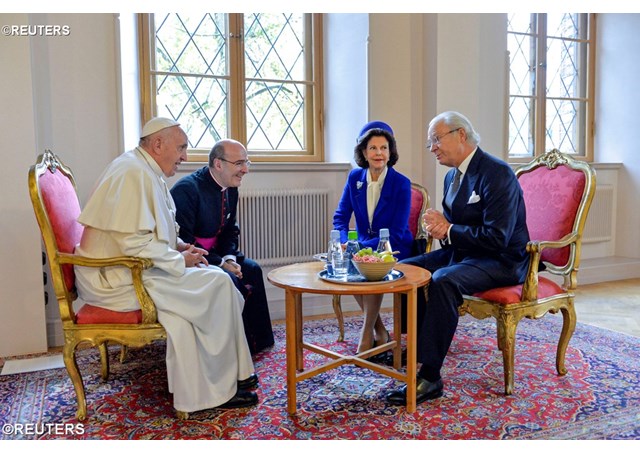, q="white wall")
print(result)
[429,14,508,205]
[368,14,429,189]
[595,14,640,260]
[366,14,508,207]
[0,13,48,356]
[324,14,369,163]
[30,14,122,204]
[0,13,127,353]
